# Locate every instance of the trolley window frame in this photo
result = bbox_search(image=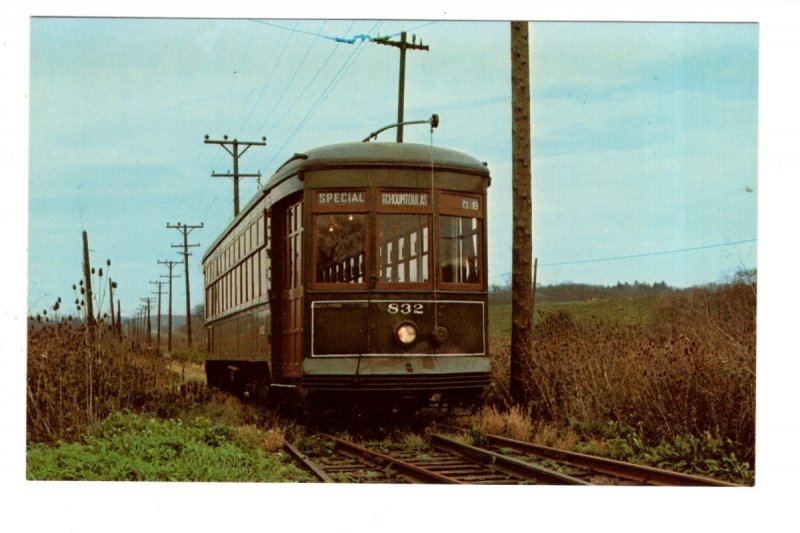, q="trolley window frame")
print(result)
[310,188,370,290]
[375,189,433,290]
[438,191,485,291]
